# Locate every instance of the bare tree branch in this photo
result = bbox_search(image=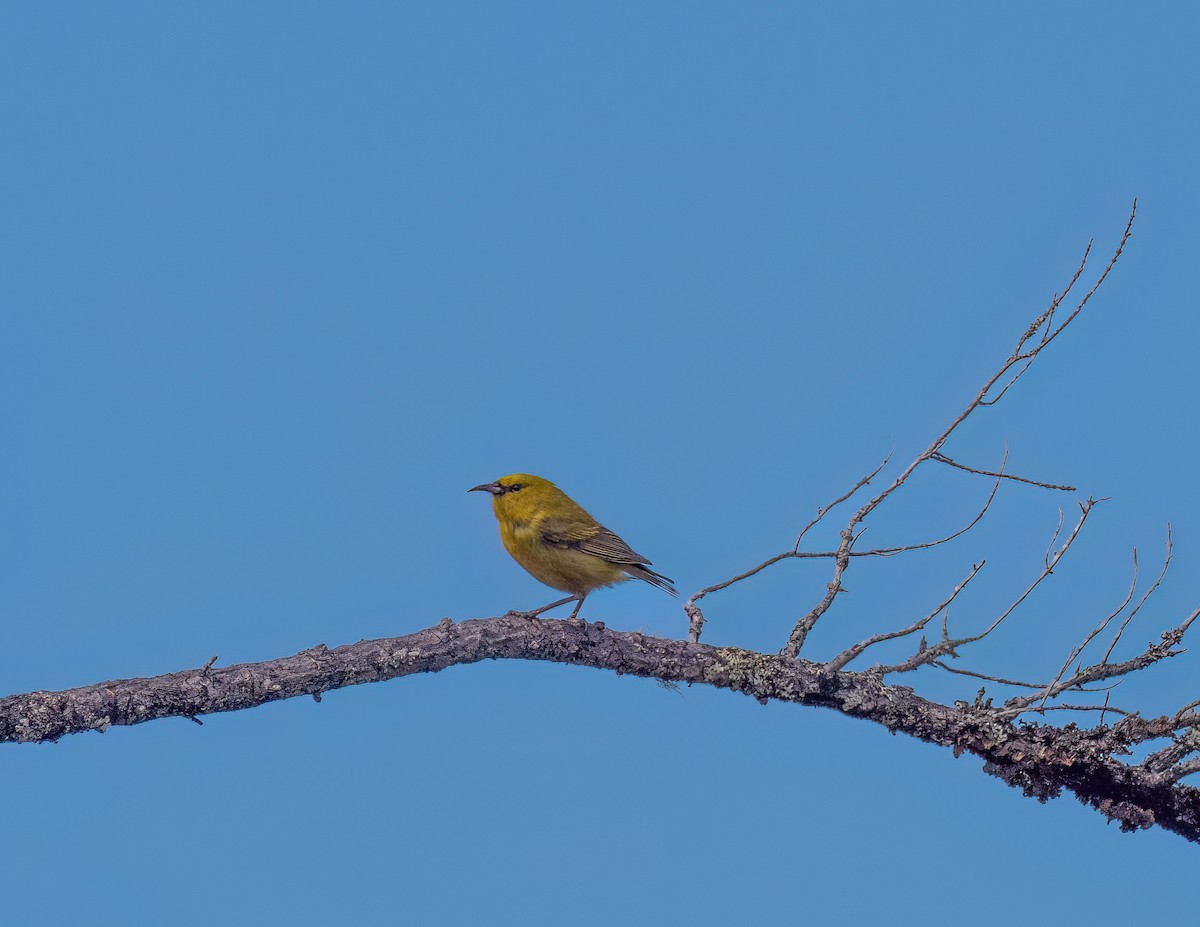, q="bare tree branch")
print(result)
[1008,704,1134,716]
[1036,547,1141,709]
[779,203,1136,659]
[792,453,894,554]
[685,453,891,643]
[687,194,1131,654]
[782,523,856,658]
[1036,202,1137,350]
[3,613,1199,842]
[1167,759,1200,783]
[856,453,1008,557]
[929,662,1118,694]
[825,562,985,673]
[1103,526,1174,666]
[930,452,1076,492]
[1002,606,1200,715]
[931,662,1053,689]
[15,203,1195,846]
[875,499,1098,675]
[1143,732,1200,775]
